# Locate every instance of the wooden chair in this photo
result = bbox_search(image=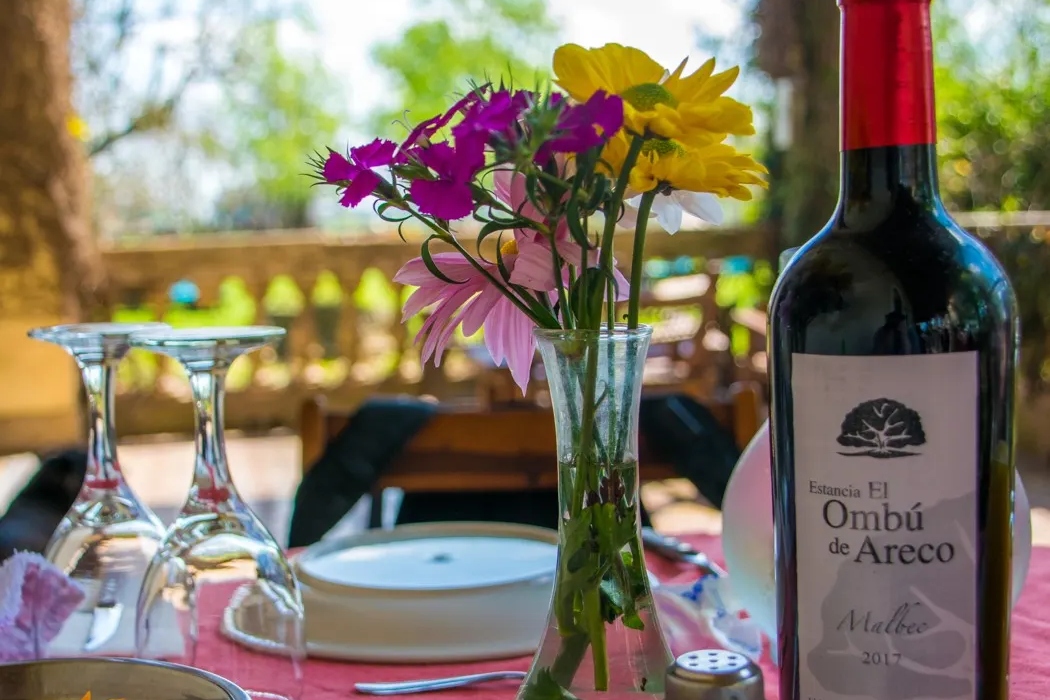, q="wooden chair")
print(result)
[298,381,765,493]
